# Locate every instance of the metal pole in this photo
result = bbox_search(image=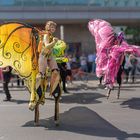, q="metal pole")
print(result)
[60,25,64,40]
